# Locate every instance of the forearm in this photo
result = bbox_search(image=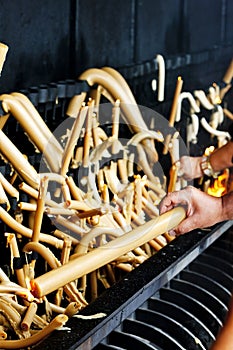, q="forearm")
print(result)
[221,190,233,221]
[210,141,233,172]
[210,296,233,350]
[180,141,233,181]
